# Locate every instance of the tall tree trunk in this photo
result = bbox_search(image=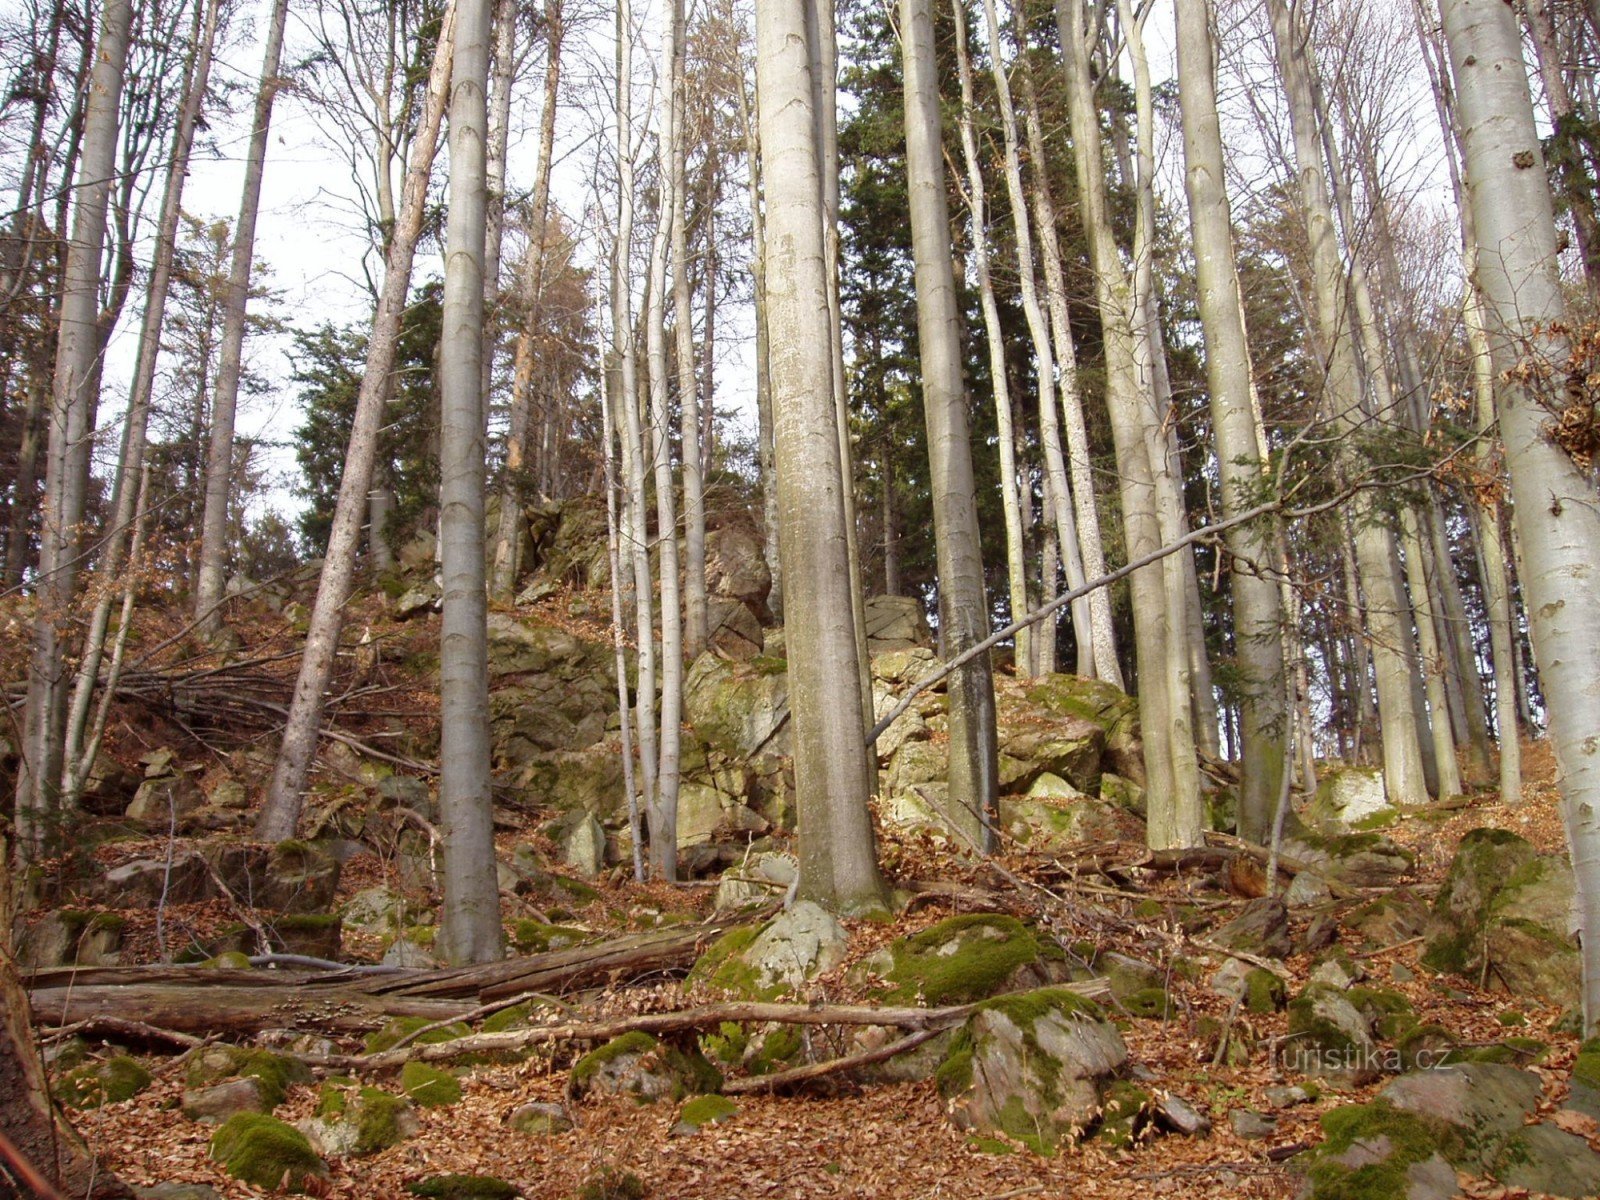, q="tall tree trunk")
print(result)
[950,0,1031,674]
[671,0,707,663]
[738,69,781,622]
[904,0,1000,853]
[437,0,504,966]
[61,0,223,806]
[979,0,1091,679]
[1174,0,1287,843]
[1265,0,1429,806]
[1523,0,1600,303]
[257,5,456,842]
[1057,0,1203,850]
[756,0,887,913]
[480,0,516,405]
[490,0,563,600]
[1009,0,1119,684]
[194,0,291,632]
[1444,0,1600,1024]
[602,350,645,882]
[13,0,133,863]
